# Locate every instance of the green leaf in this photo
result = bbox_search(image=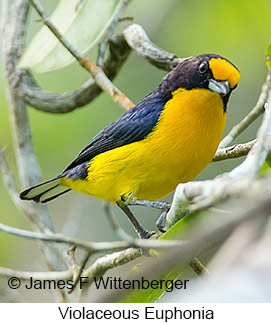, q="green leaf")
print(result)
[266,40,271,70]
[259,154,271,177]
[18,0,124,73]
